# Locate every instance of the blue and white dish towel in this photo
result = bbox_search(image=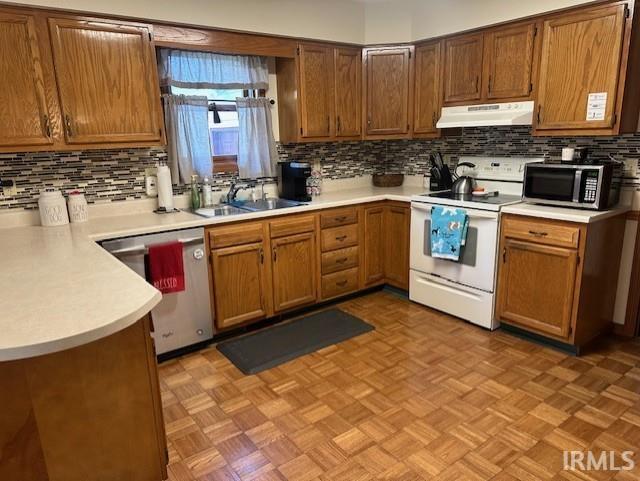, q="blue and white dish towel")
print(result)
[430,206,469,261]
